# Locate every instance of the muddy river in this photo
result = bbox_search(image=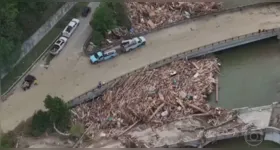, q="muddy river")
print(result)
[206,38,280,147]
[203,0,280,147]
